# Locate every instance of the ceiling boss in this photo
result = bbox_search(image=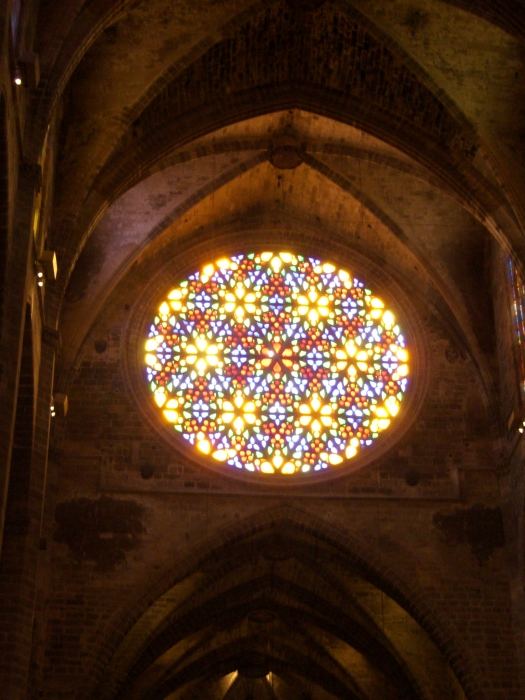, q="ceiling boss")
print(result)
[145,251,409,477]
